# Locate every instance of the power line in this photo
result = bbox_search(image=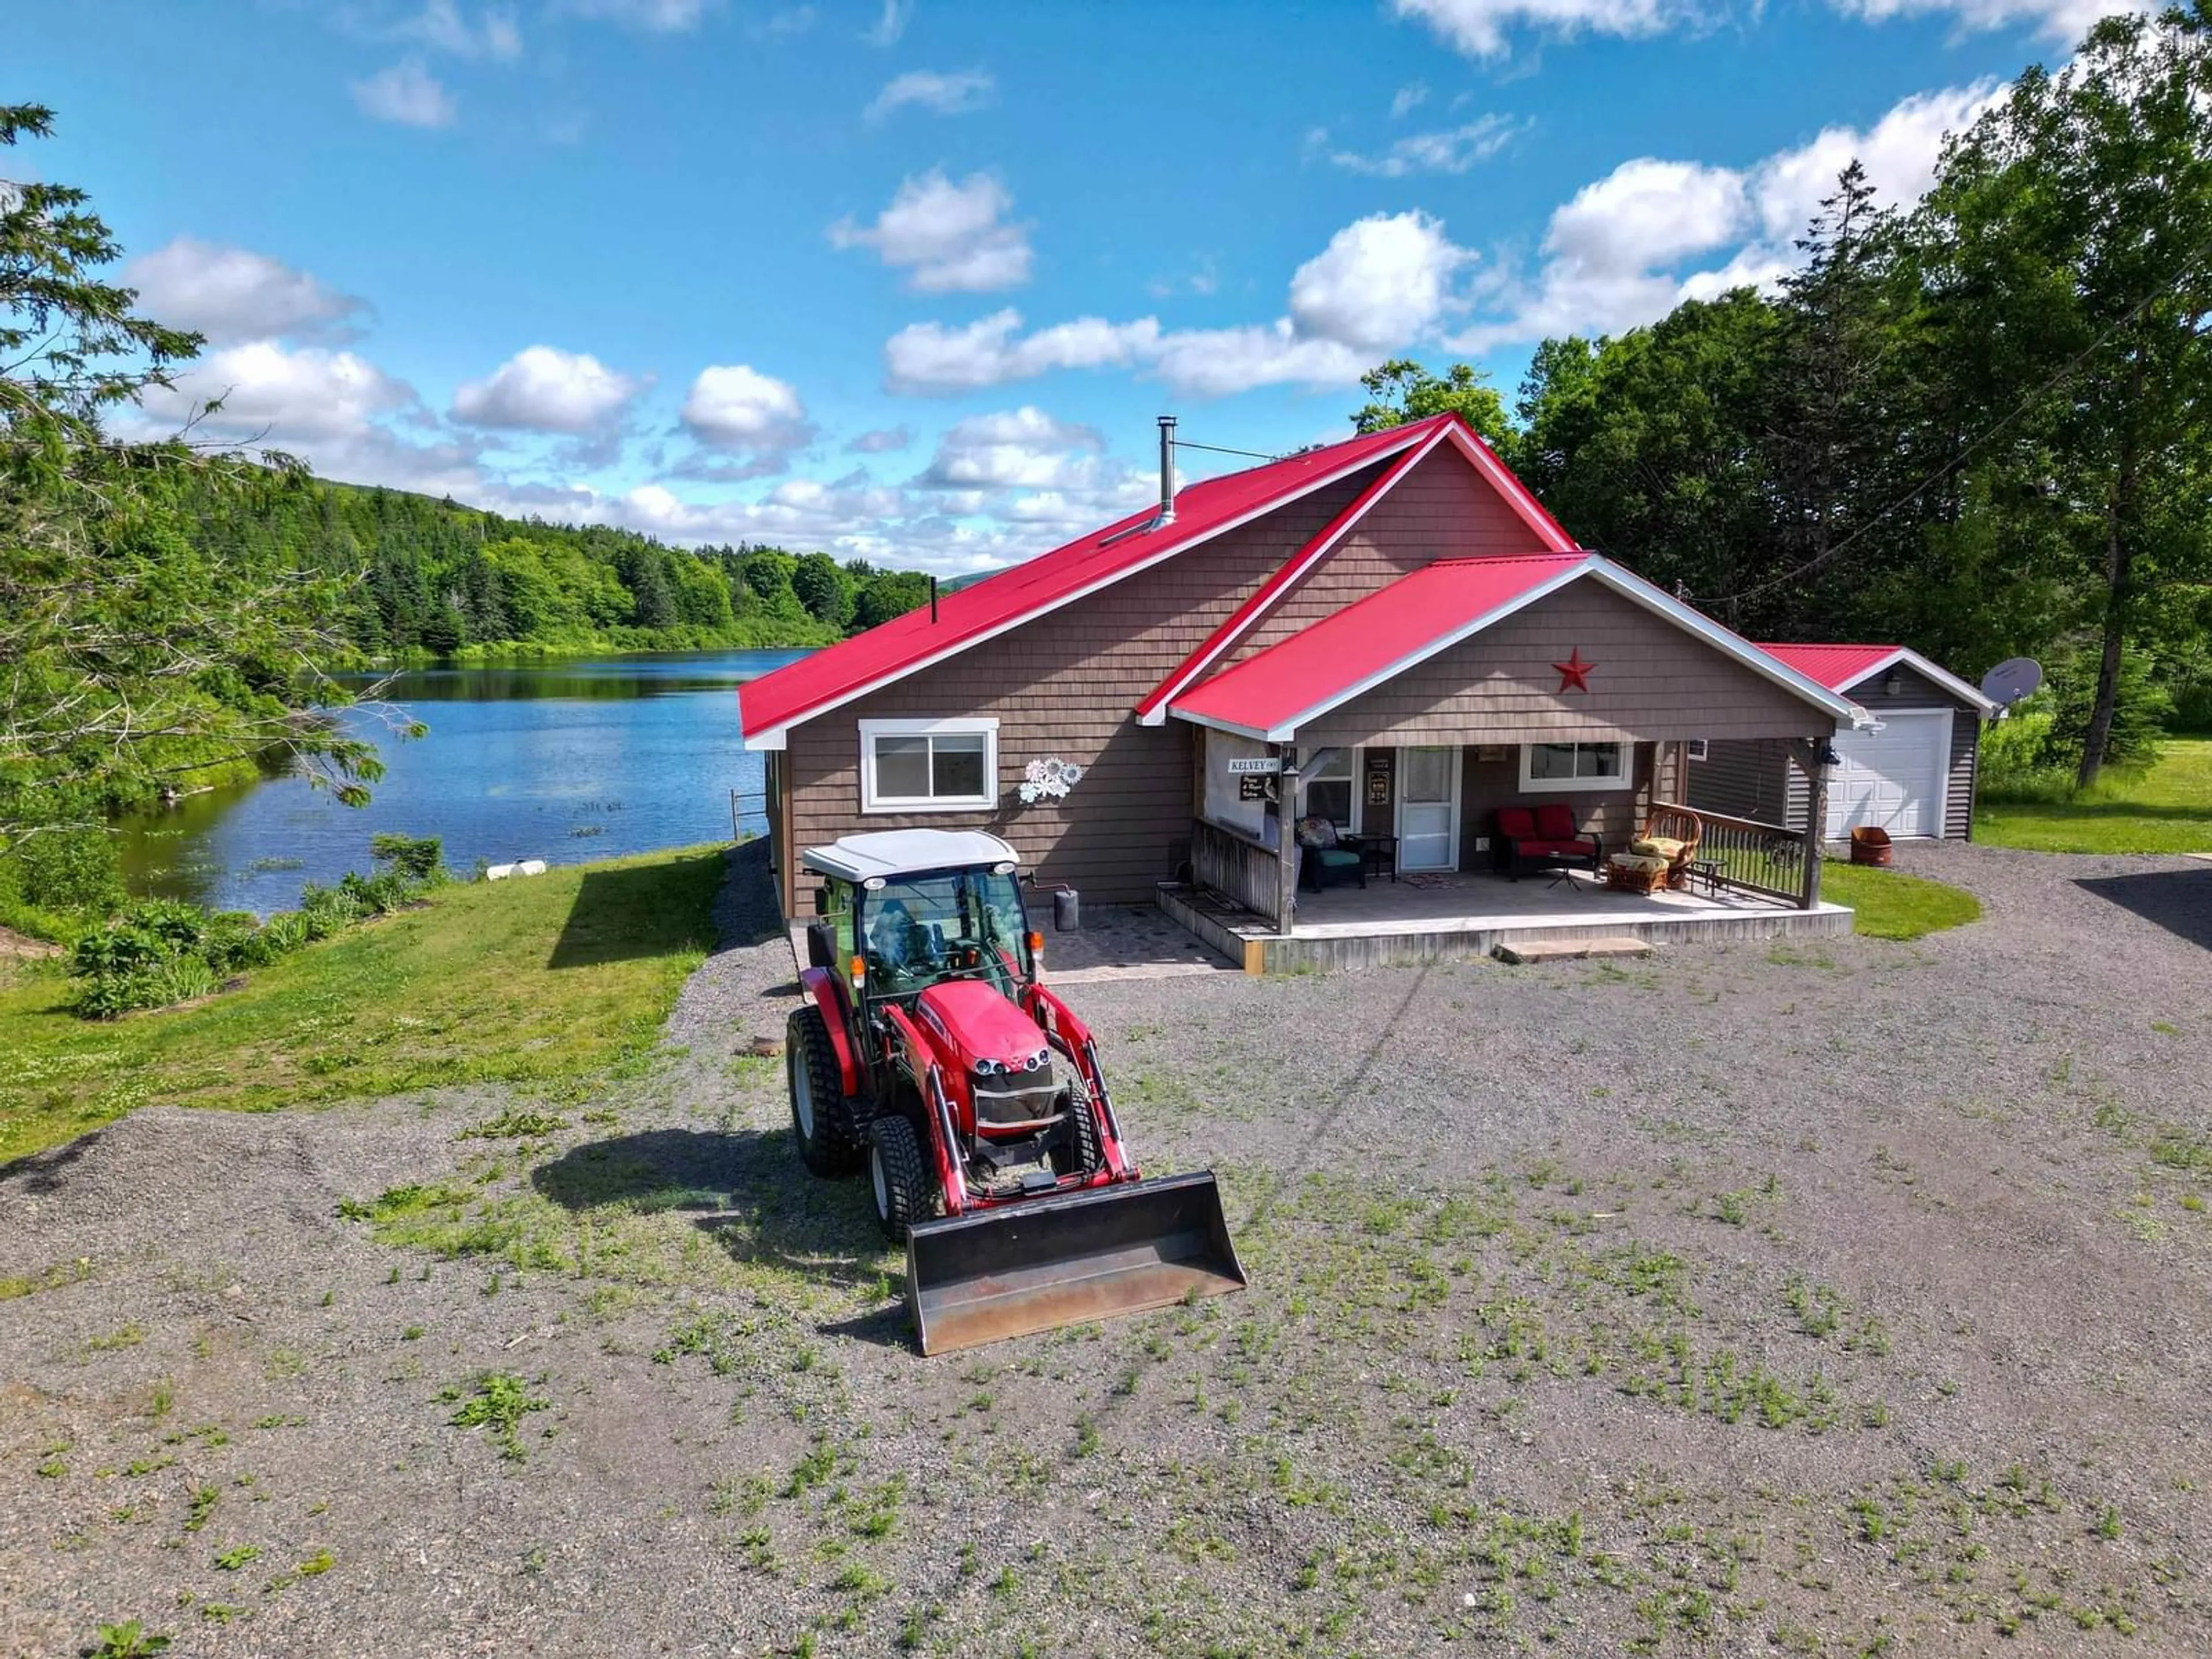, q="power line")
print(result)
[1700,226,2212,609]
